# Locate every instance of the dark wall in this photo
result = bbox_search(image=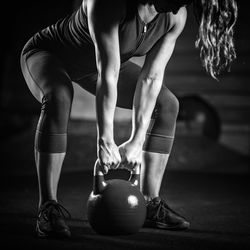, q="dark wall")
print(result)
[0,0,74,113]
